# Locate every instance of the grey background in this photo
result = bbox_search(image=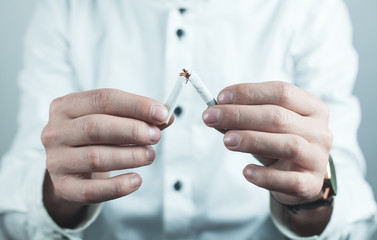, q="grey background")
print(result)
[0,0,376,237]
